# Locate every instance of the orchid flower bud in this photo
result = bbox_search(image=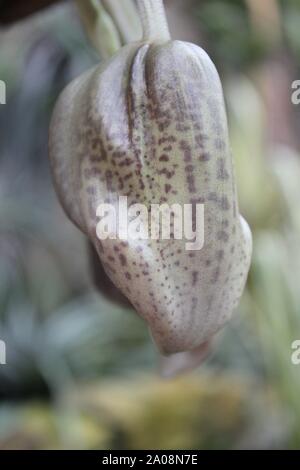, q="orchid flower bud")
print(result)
[49,0,252,374]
